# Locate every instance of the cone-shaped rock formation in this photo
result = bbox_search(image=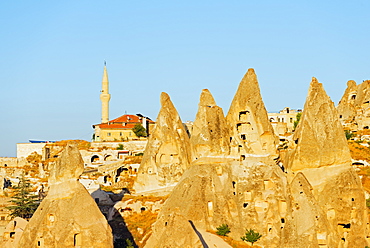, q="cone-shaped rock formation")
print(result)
[289,77,351,171]
[143,75,368,248]
[287,78,367,247]
[18,144,113,248]
[190,89,230,159]
[134,92,193,193]
[226,68,278,158]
